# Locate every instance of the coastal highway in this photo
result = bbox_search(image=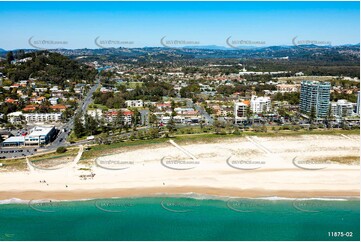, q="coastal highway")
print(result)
[42,80,100,151]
